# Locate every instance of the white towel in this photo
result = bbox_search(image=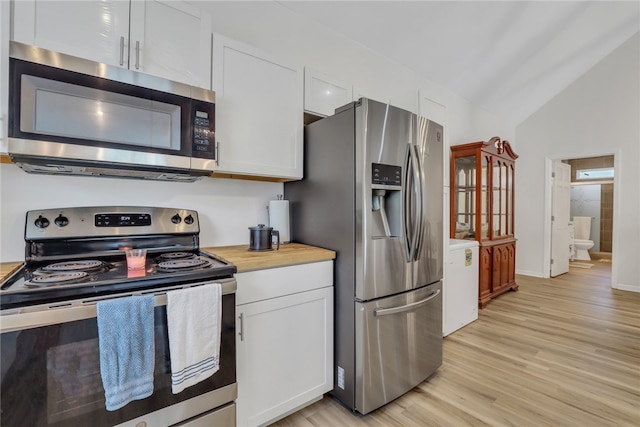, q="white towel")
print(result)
[166,283,221,394]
